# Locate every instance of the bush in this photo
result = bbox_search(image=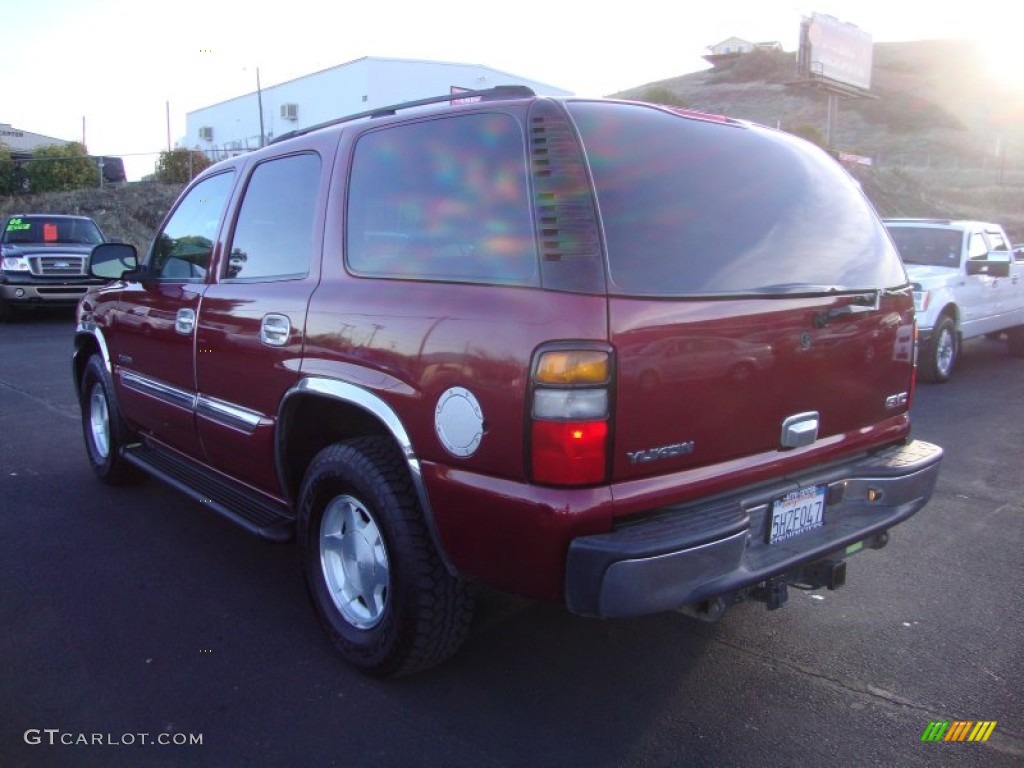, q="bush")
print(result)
[0,143,24,195]
[638,86,688,108]
[154,149,214,183]
[787,124,828,149]
[23,143,99,193]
